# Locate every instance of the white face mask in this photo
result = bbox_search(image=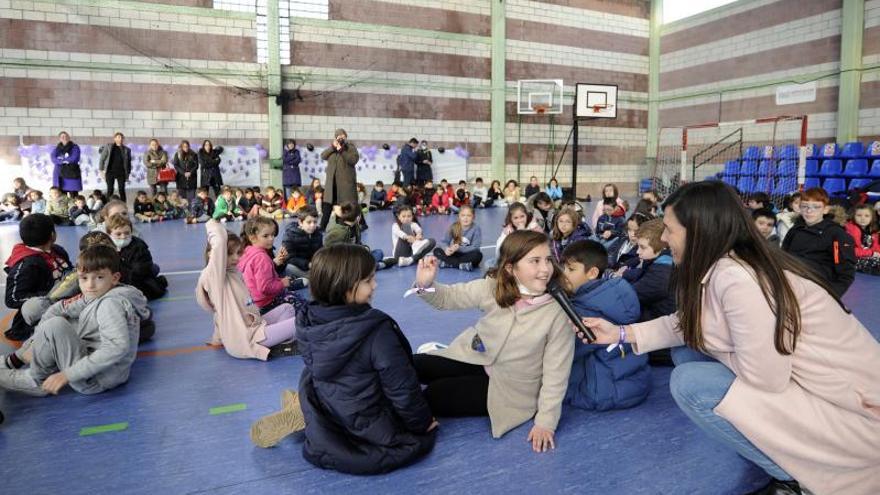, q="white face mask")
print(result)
[113,237,132,249]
